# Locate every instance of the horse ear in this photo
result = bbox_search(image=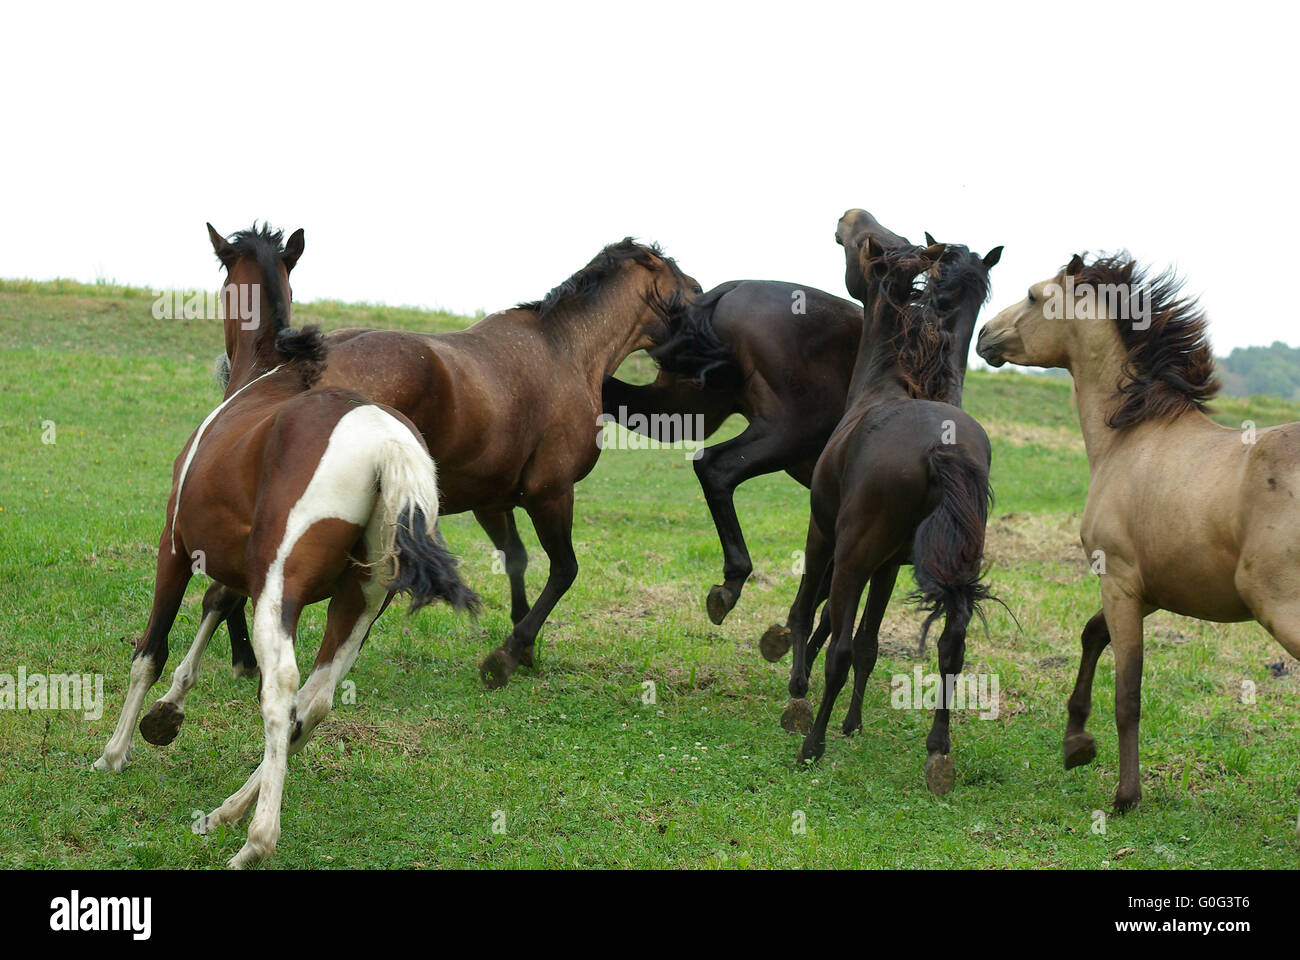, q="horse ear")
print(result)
[207,223,235,267]
[924,231,938,246]
[922,242,947,264]
[983,245,1004,269]
[283,228,305,272]
[1066,253,1085,276]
